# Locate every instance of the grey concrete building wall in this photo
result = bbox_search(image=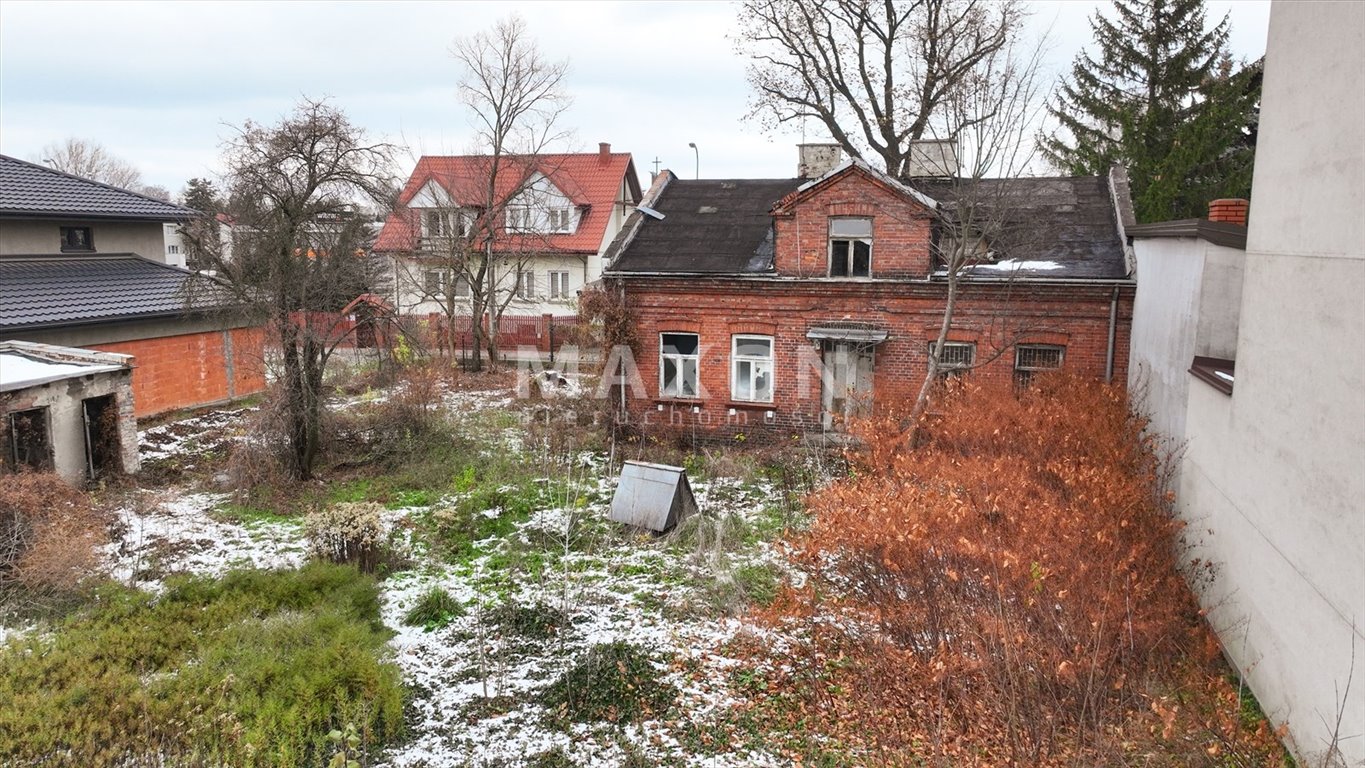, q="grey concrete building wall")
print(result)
[1180,1,1365,763]
[2,368,139,484]
[0,219,170,262]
